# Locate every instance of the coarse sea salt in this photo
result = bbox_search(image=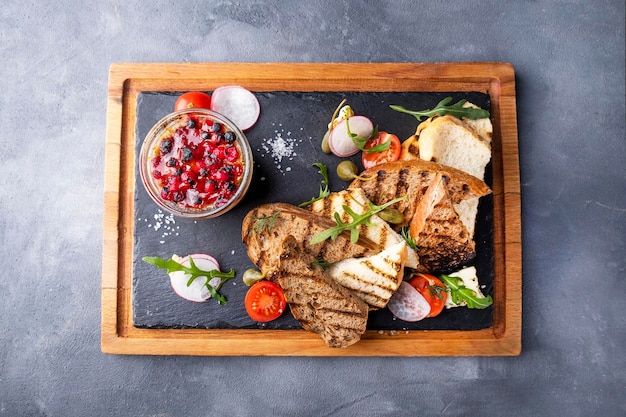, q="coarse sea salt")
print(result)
[138,209,179,244]
[258,124,308,174]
